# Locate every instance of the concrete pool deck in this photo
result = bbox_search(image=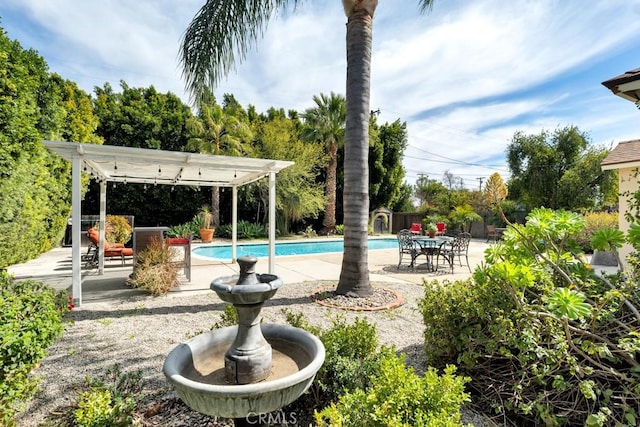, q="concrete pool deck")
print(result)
[7,236,490,306]
[6,236,617,307]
